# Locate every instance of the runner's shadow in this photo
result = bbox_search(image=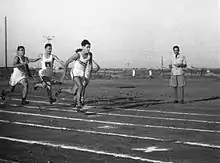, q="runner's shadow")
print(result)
[186,96,220,103]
